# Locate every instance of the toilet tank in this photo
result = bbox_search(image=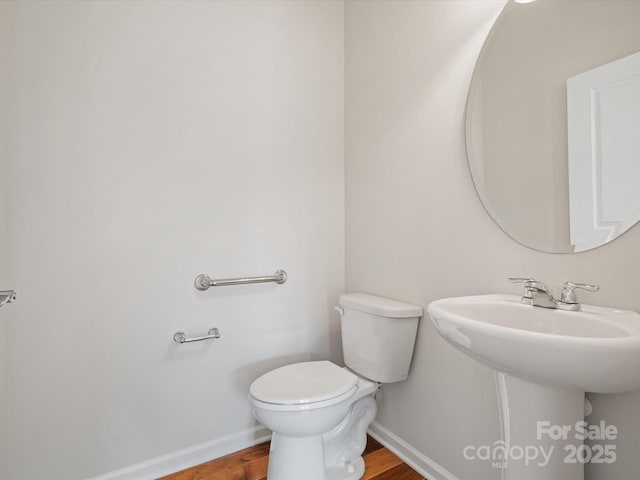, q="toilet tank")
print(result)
[338,293,423,383]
